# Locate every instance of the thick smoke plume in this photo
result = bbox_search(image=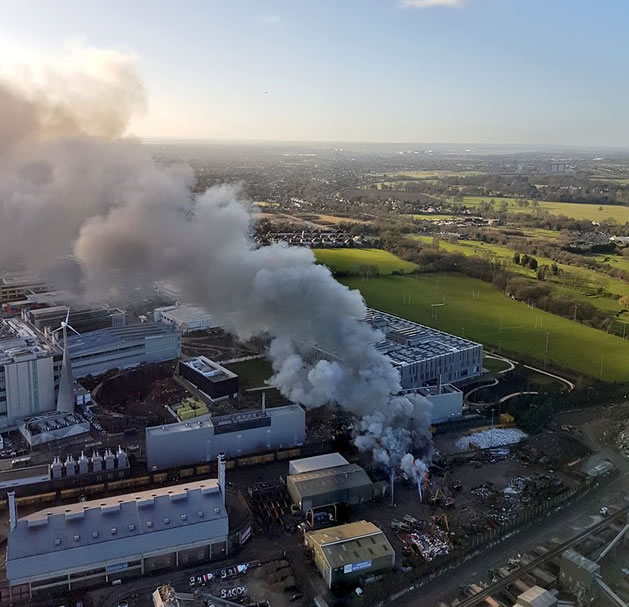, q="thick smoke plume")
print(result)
[0,48,433,477]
